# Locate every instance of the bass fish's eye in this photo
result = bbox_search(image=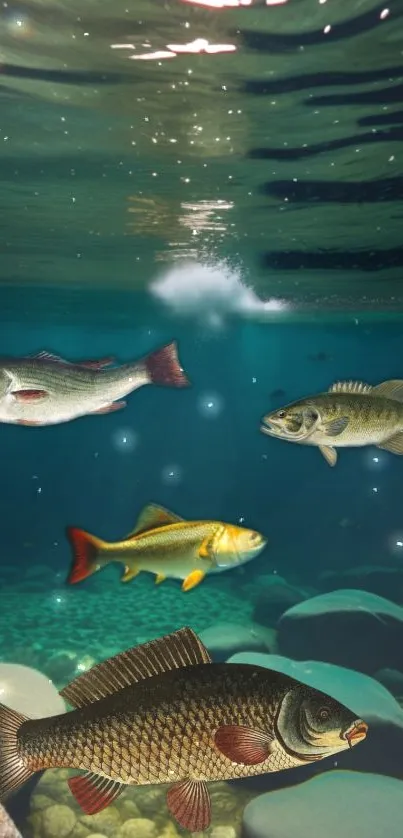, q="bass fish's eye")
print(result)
[277,410,286,419]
